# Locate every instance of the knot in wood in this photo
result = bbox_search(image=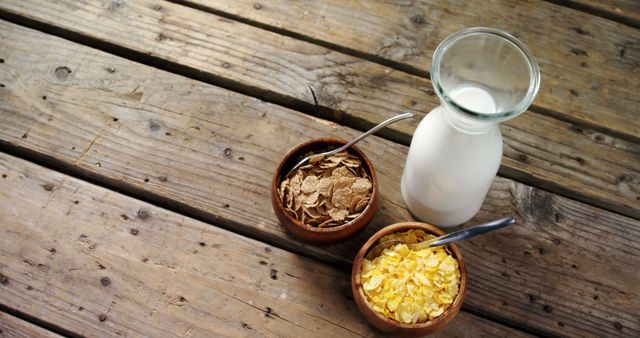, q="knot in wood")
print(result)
[100,277,111,287]
[410,15,425,25]
[137,208,150,219]
[614,322,623,331]
[148,119,162,131]
[0,273,8,285]
[109,0,124,11]
[55,66,72,80]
